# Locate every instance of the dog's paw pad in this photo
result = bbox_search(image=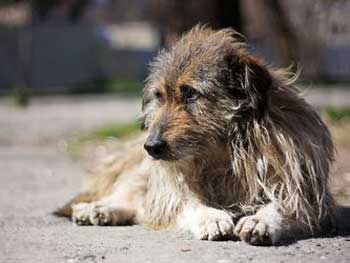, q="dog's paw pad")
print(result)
[72,203,92,226]
[195,210,234,241]
[234,216,272,246]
